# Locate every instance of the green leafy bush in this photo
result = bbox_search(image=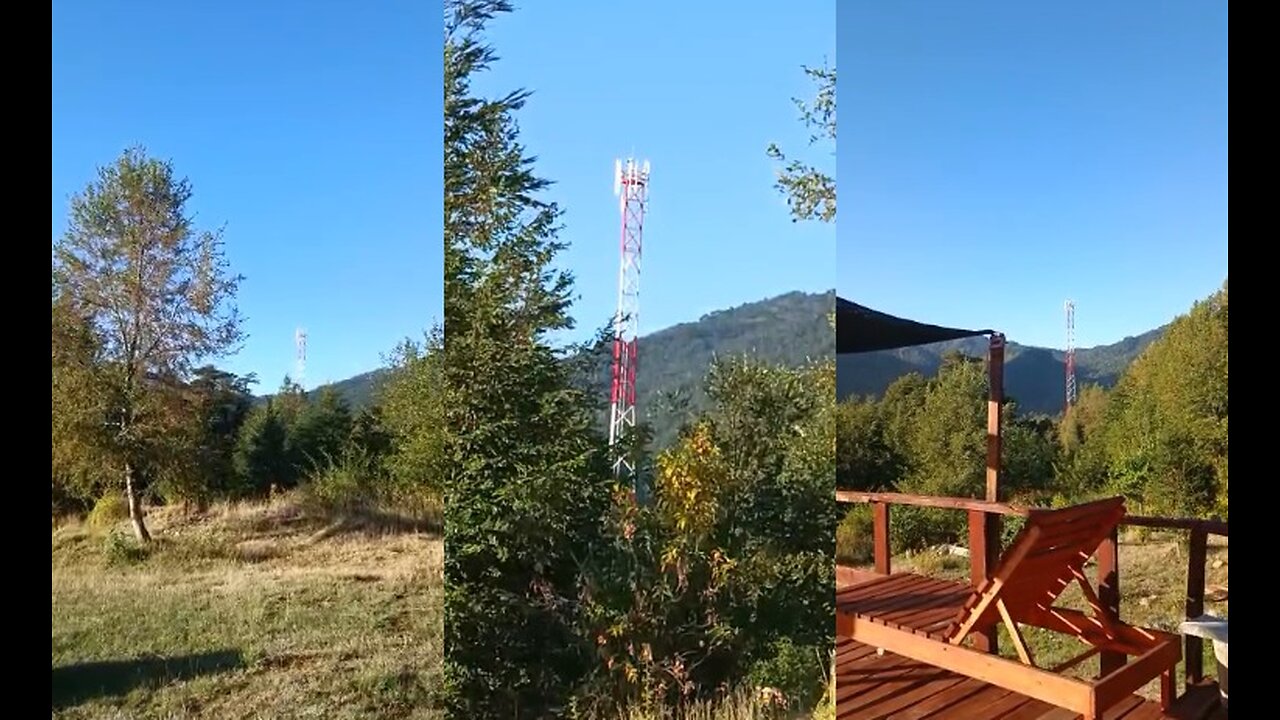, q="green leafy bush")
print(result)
[87,493,129,530]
